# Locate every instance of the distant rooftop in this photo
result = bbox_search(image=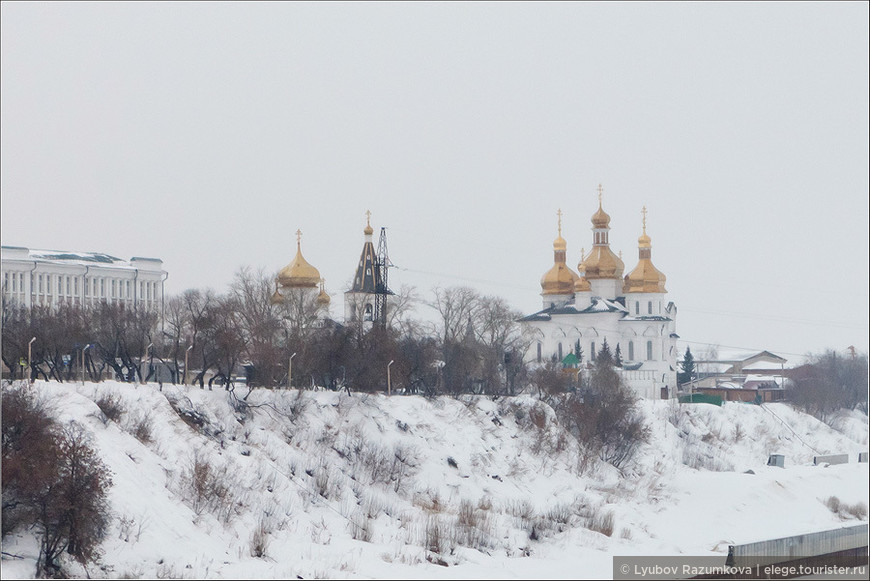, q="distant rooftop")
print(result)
[2,246,163,270]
